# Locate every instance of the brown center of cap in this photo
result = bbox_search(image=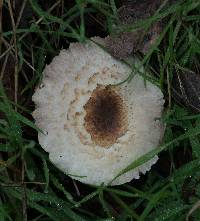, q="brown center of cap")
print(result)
[84,85,128,147]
